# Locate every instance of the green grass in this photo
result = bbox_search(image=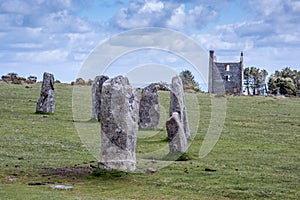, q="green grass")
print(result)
[0,81,299,199]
